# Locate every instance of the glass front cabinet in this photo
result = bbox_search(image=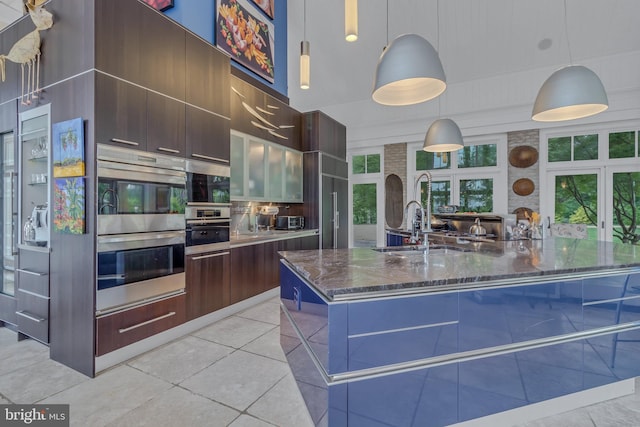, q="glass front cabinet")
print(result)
[16,104,51,344]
